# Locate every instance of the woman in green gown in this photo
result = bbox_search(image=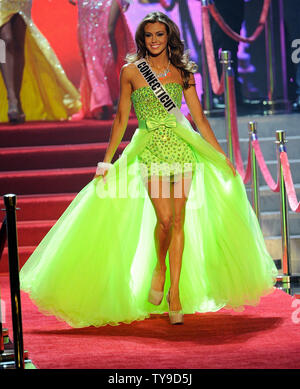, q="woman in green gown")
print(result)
[20,12,278,328]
